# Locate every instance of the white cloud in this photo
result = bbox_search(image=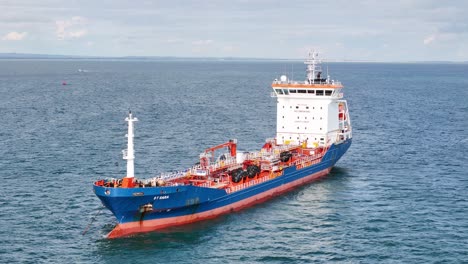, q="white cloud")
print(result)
[424,34,436,45]
[68,29,88,38]
[2,31,27,41]
[192,39,213,45]
[423,32,459,45]
[0,1,467,60]
[191,40,214,53]
[56,16,88,40]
